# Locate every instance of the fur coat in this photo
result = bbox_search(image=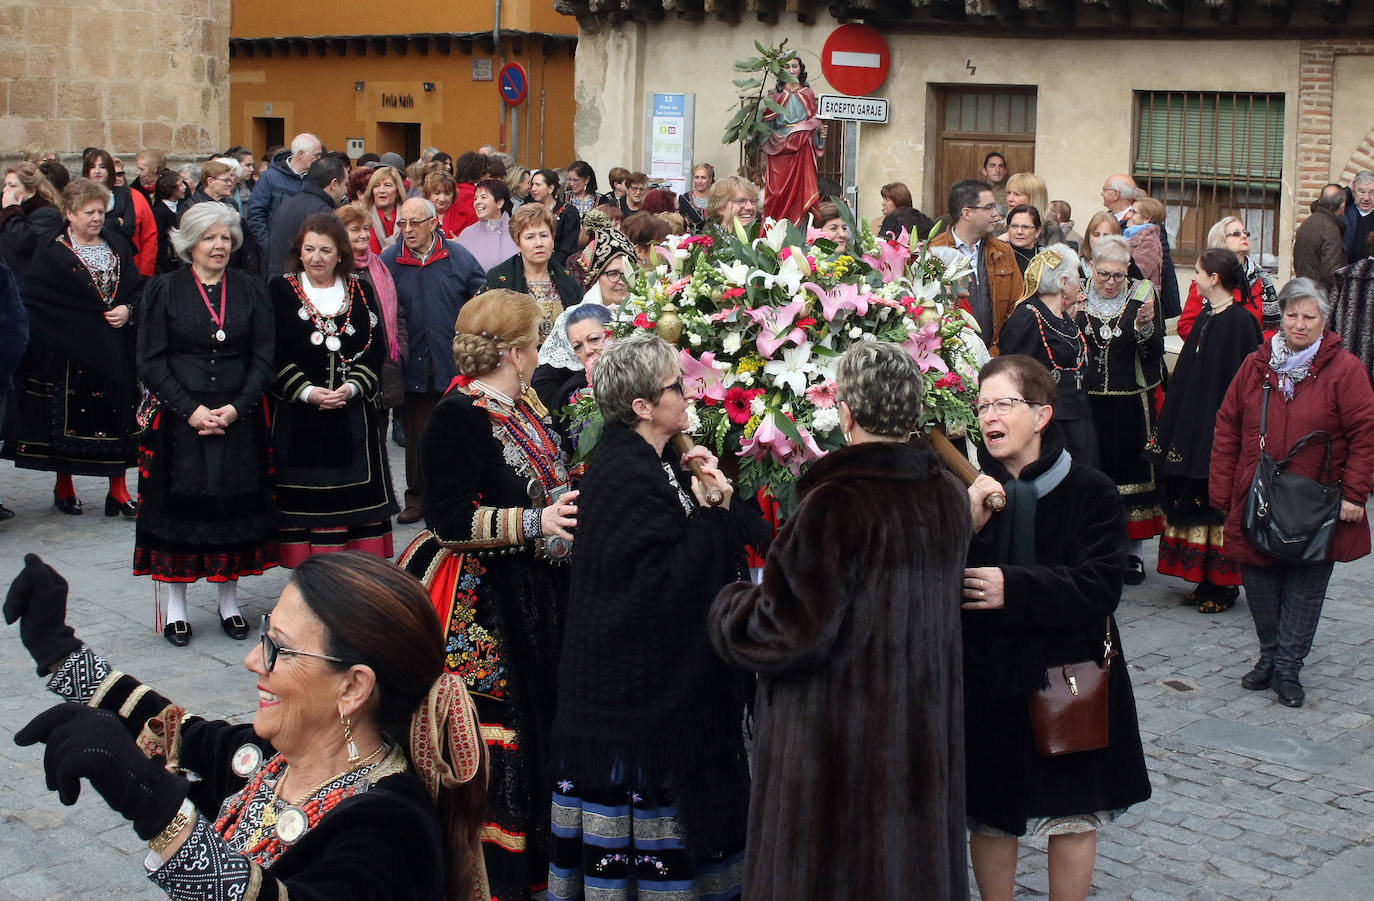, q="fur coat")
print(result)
[709,440,970,900]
